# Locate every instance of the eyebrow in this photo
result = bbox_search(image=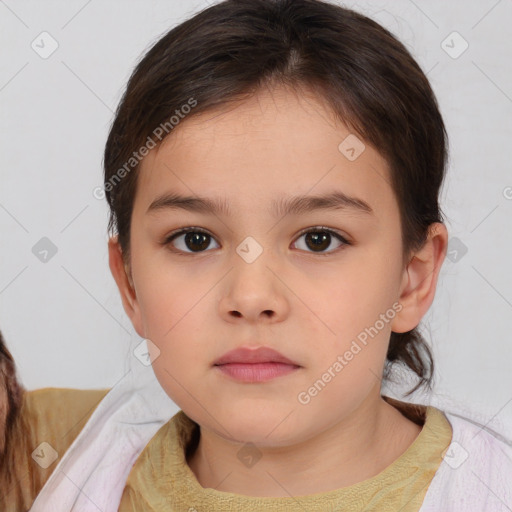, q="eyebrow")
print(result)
[146,190,374,218]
